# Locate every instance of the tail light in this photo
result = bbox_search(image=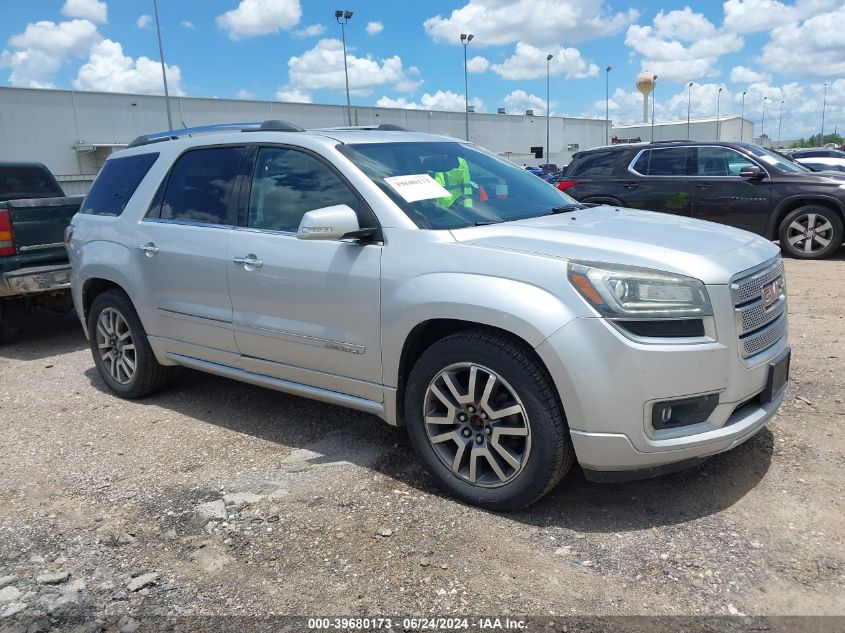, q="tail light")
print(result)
[556,180,577,191]
[64,224,75,246]
[0,209,15,256]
